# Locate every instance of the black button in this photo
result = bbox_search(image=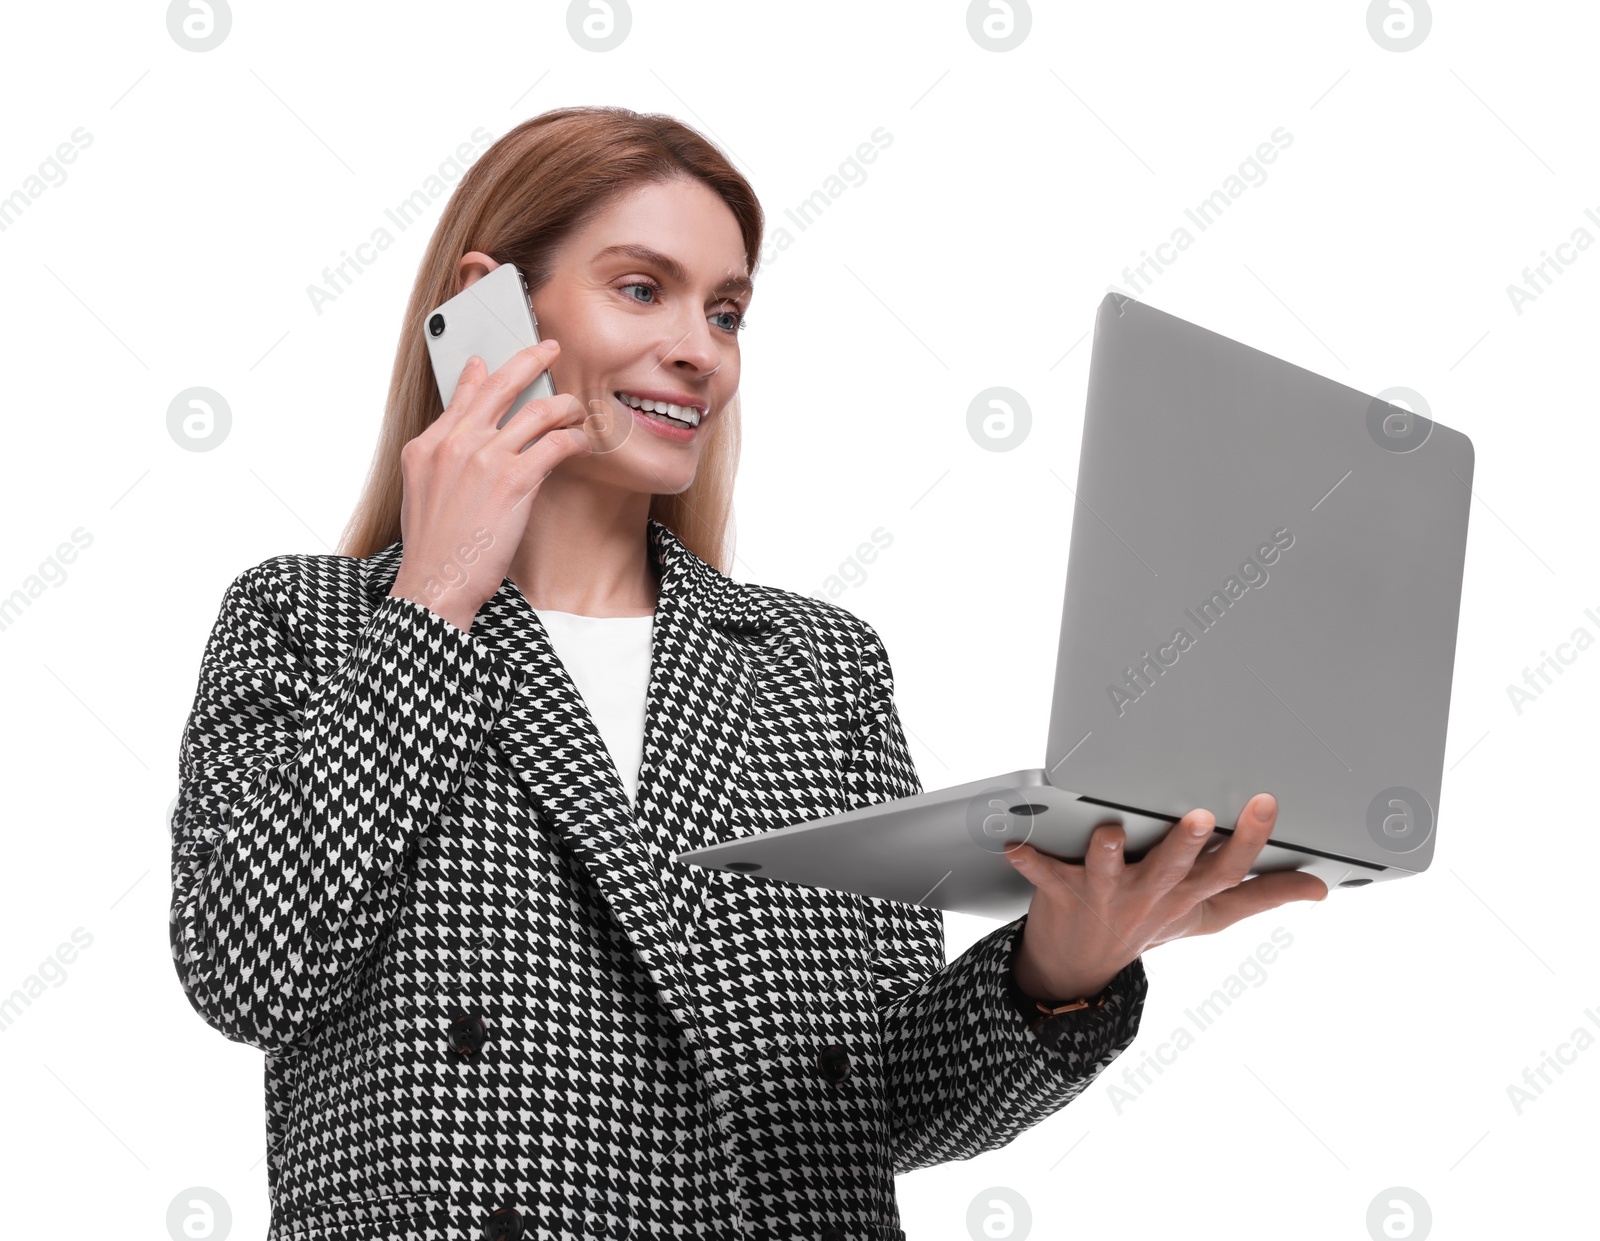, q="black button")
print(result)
[821,1229,847,1241]
[448,1012,487,1058]
[482,1206,523,1240]
[817,1042,851,1085]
